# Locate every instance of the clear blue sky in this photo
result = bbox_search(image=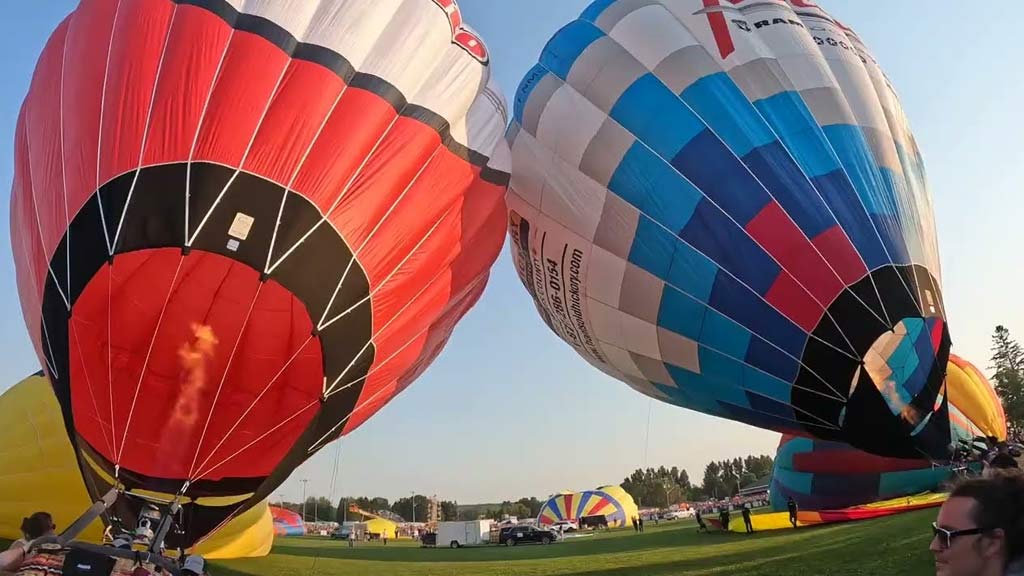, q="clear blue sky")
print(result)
[0,2,1020,506]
